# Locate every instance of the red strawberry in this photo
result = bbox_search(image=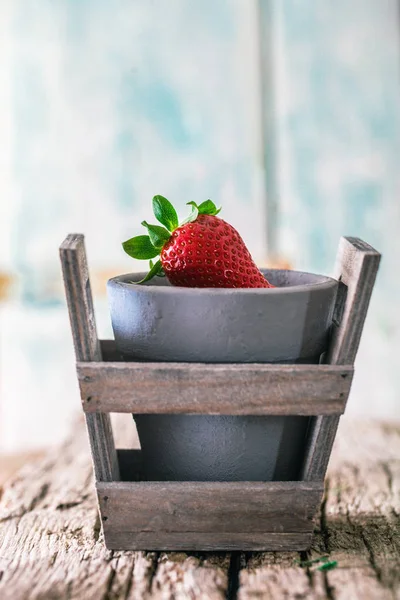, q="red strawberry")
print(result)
[122,196,273,288]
